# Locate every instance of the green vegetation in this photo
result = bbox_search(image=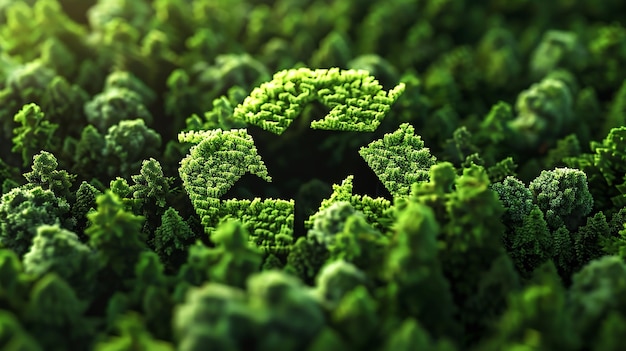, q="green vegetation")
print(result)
[1,0,626,349]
